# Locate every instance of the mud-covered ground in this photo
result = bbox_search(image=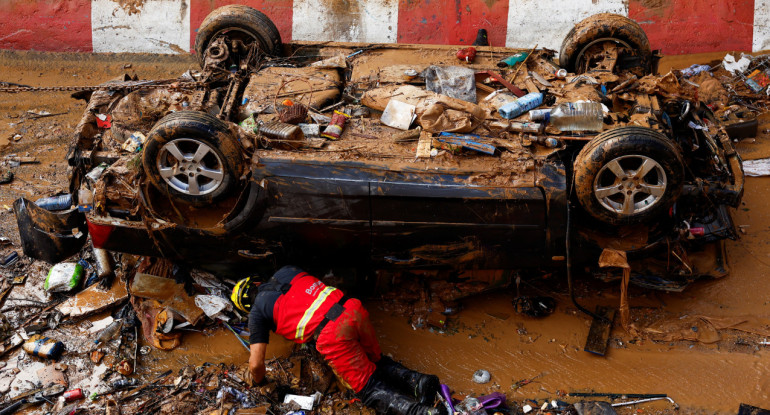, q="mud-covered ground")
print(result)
[1,50,770,414]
